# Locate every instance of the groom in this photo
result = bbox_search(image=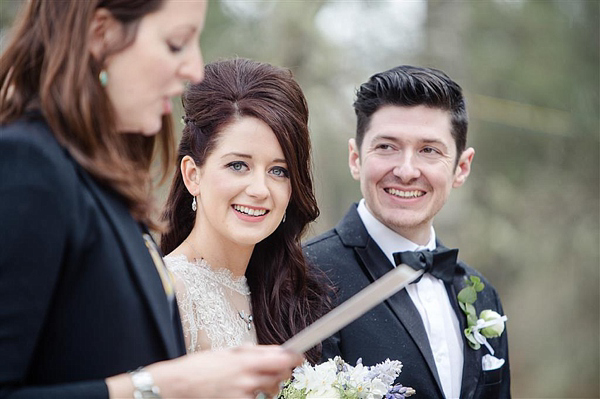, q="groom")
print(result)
[304,65,510,398]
